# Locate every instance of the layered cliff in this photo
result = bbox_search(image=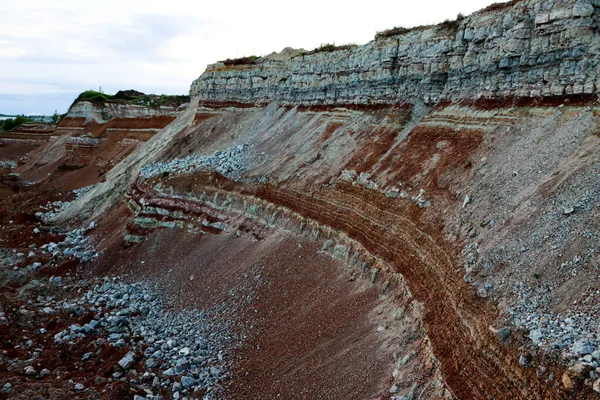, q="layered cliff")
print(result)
[193,0,600,105]
[2,1,600,399]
